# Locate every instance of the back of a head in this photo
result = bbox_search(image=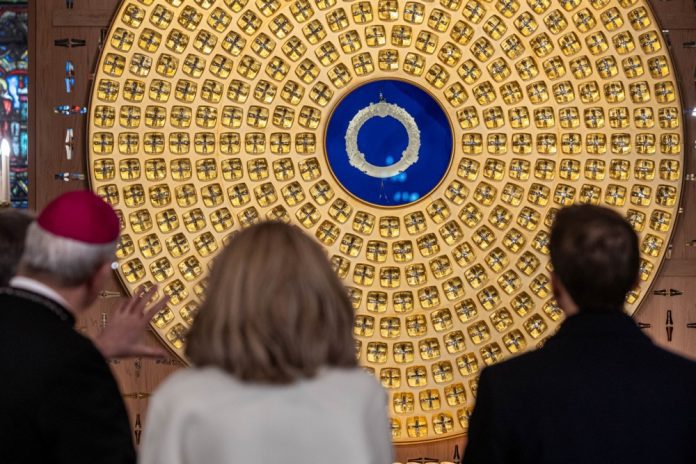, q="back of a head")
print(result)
[550,204,639,311]
[0,209,34,286]
[186,221,358,383]
[20,191,120,287]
